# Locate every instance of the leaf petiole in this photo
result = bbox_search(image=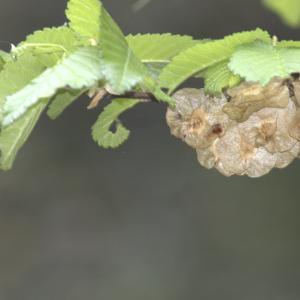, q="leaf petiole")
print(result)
[11,43,68,58]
